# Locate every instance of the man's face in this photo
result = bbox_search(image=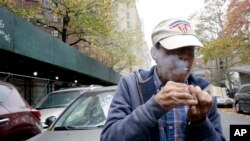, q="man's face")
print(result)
[156,46,195,83]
